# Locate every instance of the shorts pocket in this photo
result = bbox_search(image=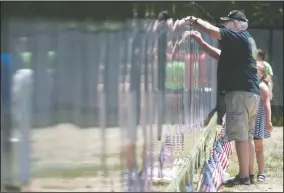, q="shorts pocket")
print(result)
[226,113,245,139]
